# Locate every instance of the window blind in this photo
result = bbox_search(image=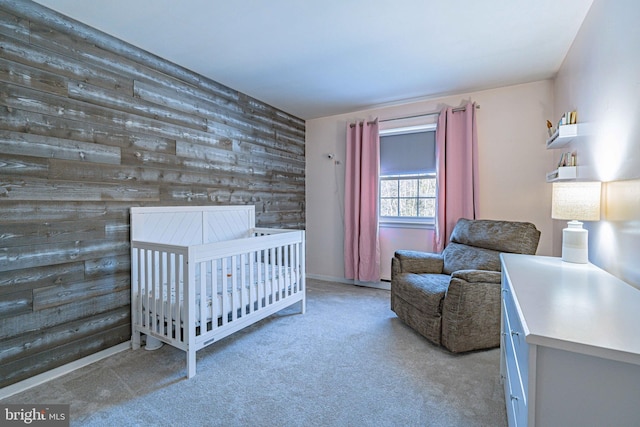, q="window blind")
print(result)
[380,130,435,175]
